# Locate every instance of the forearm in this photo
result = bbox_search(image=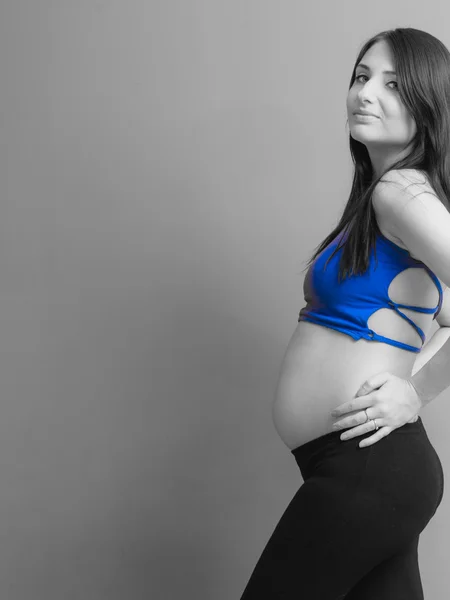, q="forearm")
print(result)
[409,326,450,408]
